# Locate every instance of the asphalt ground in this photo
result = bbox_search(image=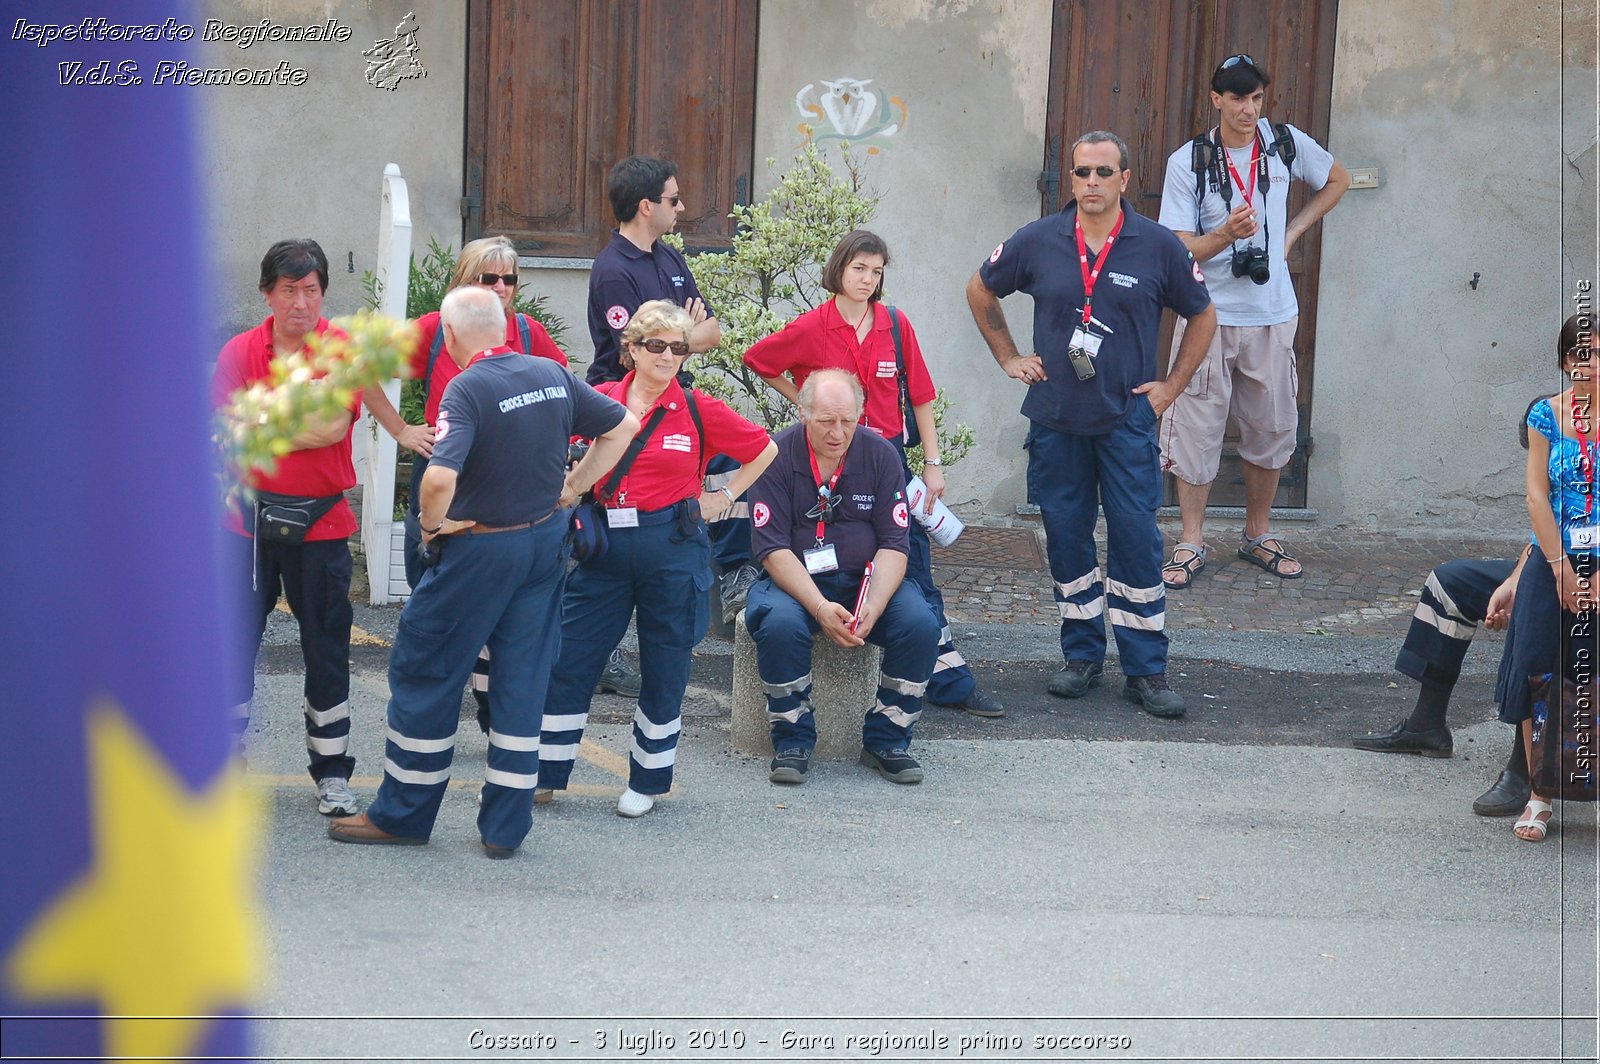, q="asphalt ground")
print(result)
[239,520,1599,1063]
